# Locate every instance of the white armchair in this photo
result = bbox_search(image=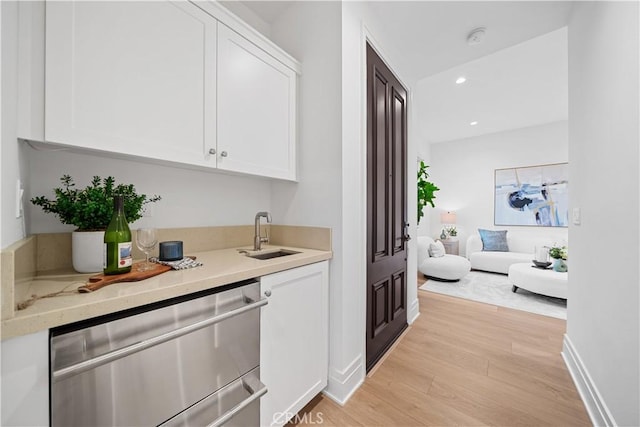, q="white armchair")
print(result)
[417,236,471,282]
